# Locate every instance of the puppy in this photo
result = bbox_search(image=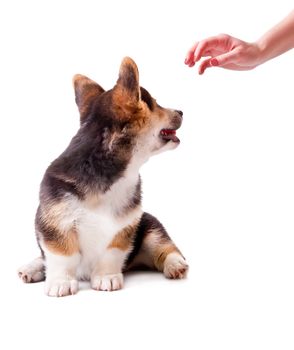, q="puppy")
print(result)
[18,57,188,297]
